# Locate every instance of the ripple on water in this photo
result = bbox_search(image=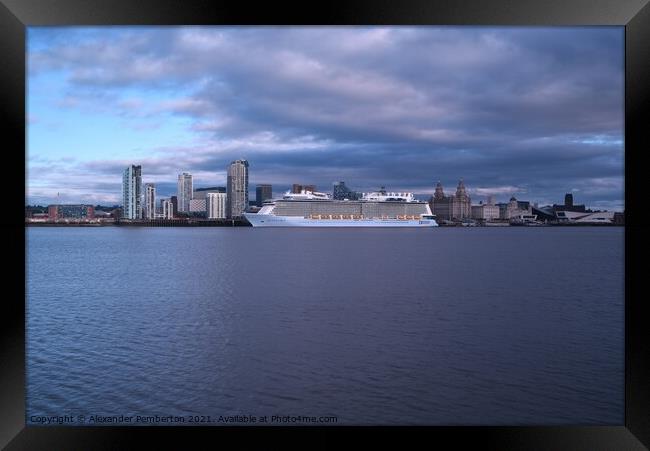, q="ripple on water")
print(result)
[26,227,624,425]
